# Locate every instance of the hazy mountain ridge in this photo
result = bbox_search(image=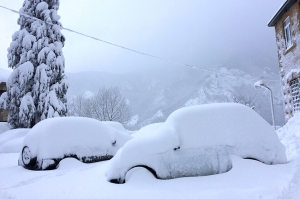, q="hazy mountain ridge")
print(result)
[67,53,284,129]
[1,53,284,129]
